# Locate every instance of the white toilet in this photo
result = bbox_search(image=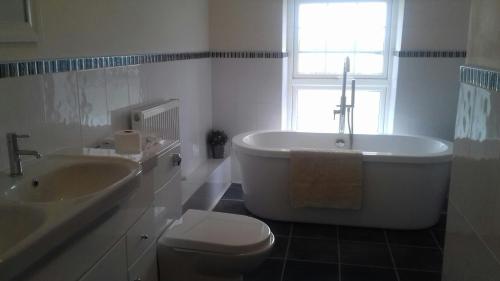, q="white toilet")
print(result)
[157,209,275,281]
